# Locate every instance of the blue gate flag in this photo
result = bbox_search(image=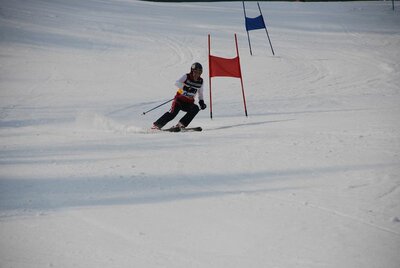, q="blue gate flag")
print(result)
[245,15,266,31]
[242,1,275,55]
